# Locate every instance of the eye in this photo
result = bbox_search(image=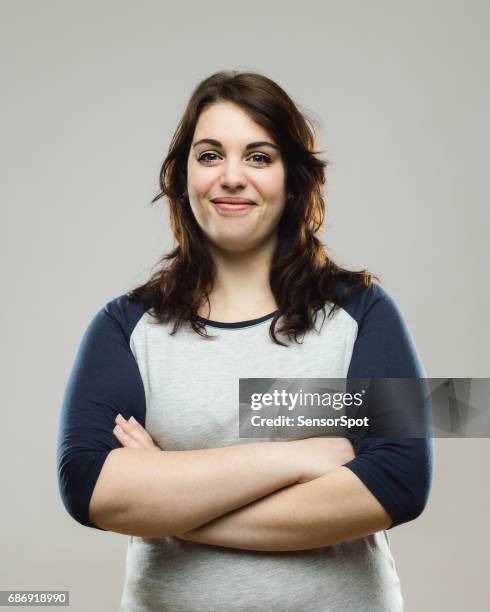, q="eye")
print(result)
[248,153,272,165]
[196,151,273,165]
[197,152,221,163]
